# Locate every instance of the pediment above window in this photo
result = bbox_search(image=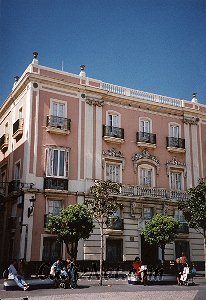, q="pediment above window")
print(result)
[166,157,186,177]
[102,148,125,169]
[132,149,160,174]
